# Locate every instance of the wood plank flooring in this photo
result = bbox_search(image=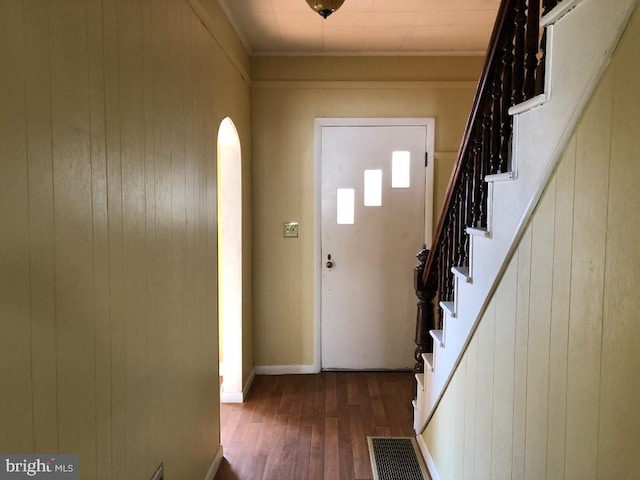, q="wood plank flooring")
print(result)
[215,371,415,480]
